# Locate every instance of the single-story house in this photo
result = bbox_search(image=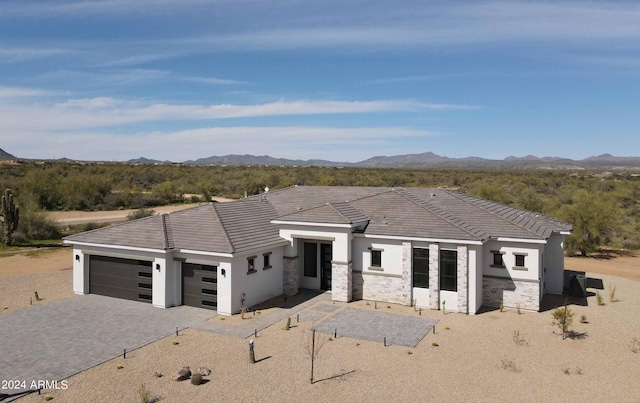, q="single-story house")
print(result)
[64,186,572,315]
